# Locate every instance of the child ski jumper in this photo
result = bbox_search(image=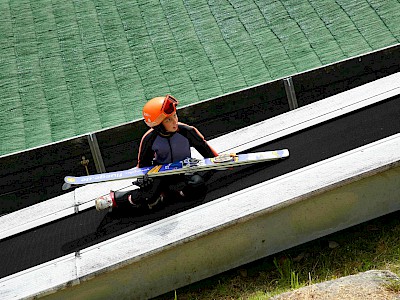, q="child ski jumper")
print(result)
[95,95,218,211]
